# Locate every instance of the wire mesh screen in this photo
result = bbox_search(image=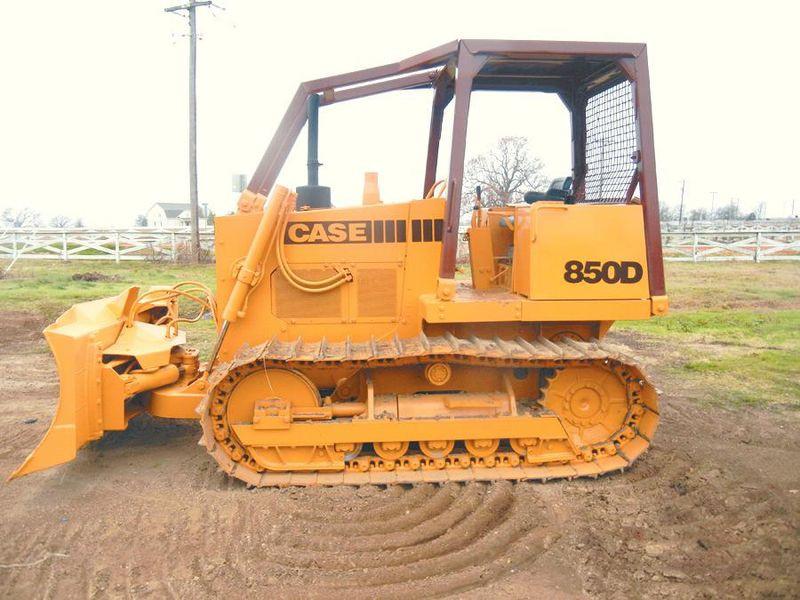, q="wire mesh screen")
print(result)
[582,80,637,203]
